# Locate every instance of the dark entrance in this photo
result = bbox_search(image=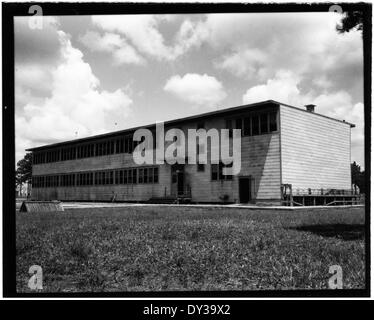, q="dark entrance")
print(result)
[177,171,184,195]
[171,164,185,196]
[239,177,251,203]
